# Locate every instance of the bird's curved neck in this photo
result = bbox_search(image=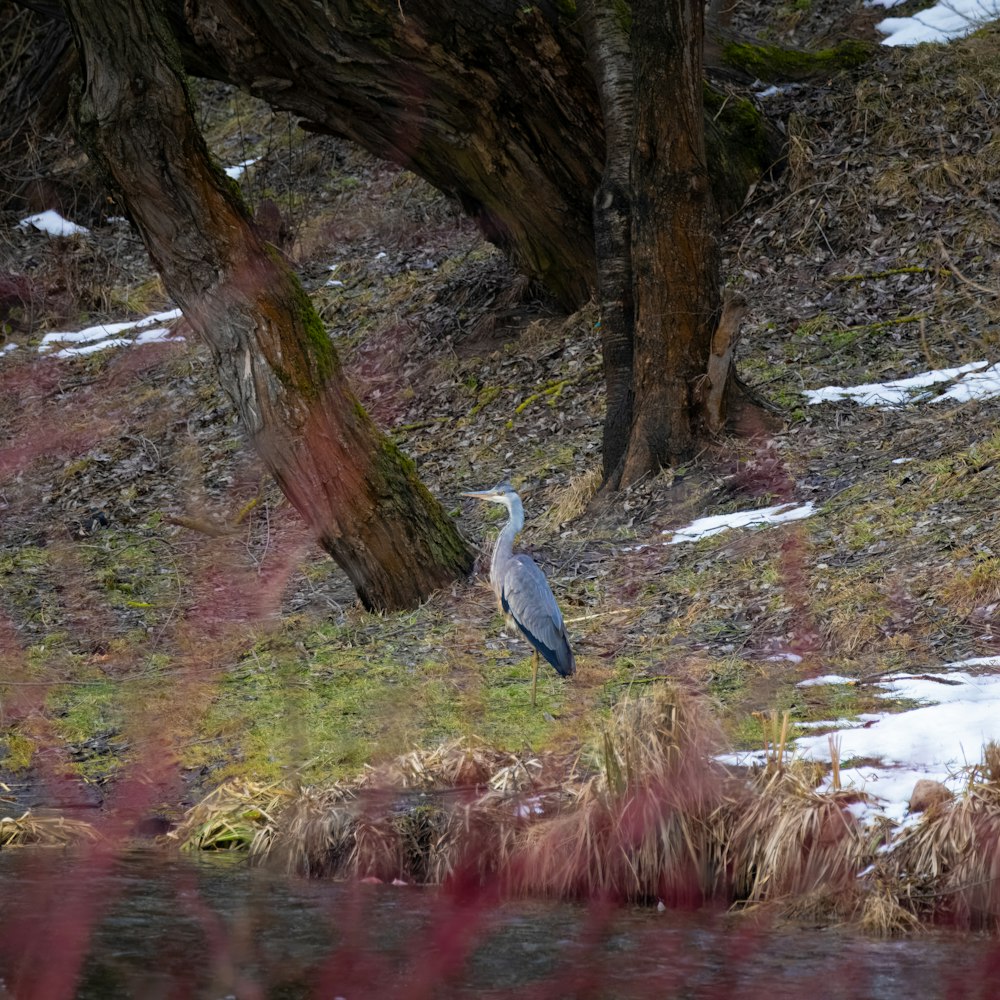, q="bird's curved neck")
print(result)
[491,495,524,579]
